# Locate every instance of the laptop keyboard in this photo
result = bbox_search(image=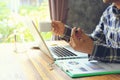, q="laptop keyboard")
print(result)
[50,46,77,57]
